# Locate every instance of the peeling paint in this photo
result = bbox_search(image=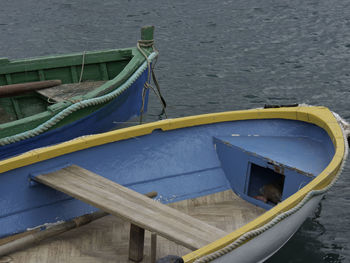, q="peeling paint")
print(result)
[26,220,65,231]
[273,165,285,175]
